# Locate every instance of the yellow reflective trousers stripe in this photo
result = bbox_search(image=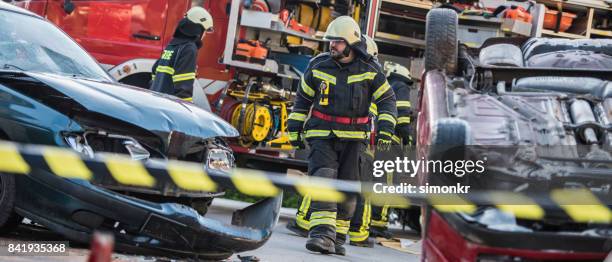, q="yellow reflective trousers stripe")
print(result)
[349,199,371,242]
[310,211,336,228]
[296,194,312,230]
[336,219,350,234]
